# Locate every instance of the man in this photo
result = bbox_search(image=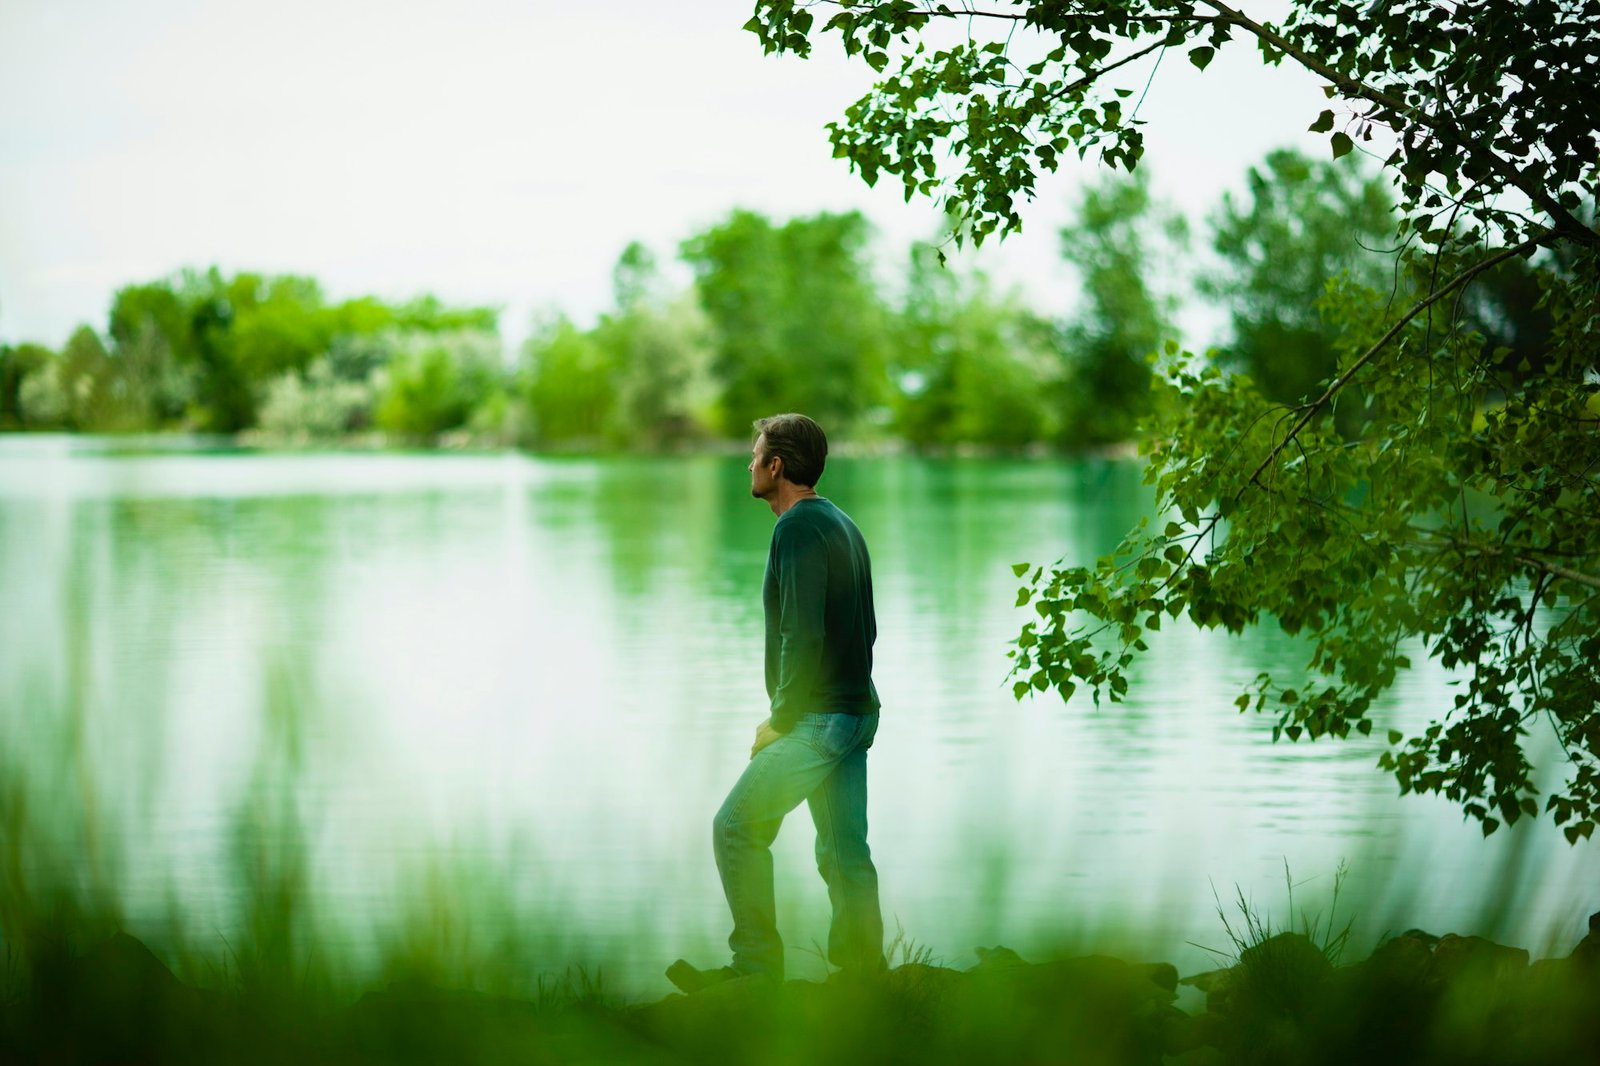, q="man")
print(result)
[668,413,884,991]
